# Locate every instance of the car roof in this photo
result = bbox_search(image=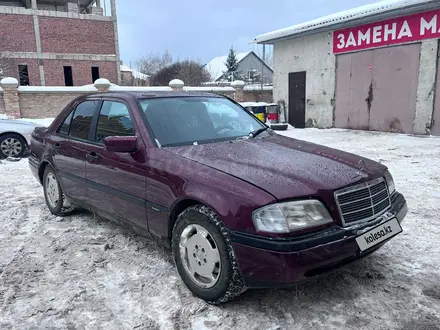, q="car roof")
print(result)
[84,91,225,100]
